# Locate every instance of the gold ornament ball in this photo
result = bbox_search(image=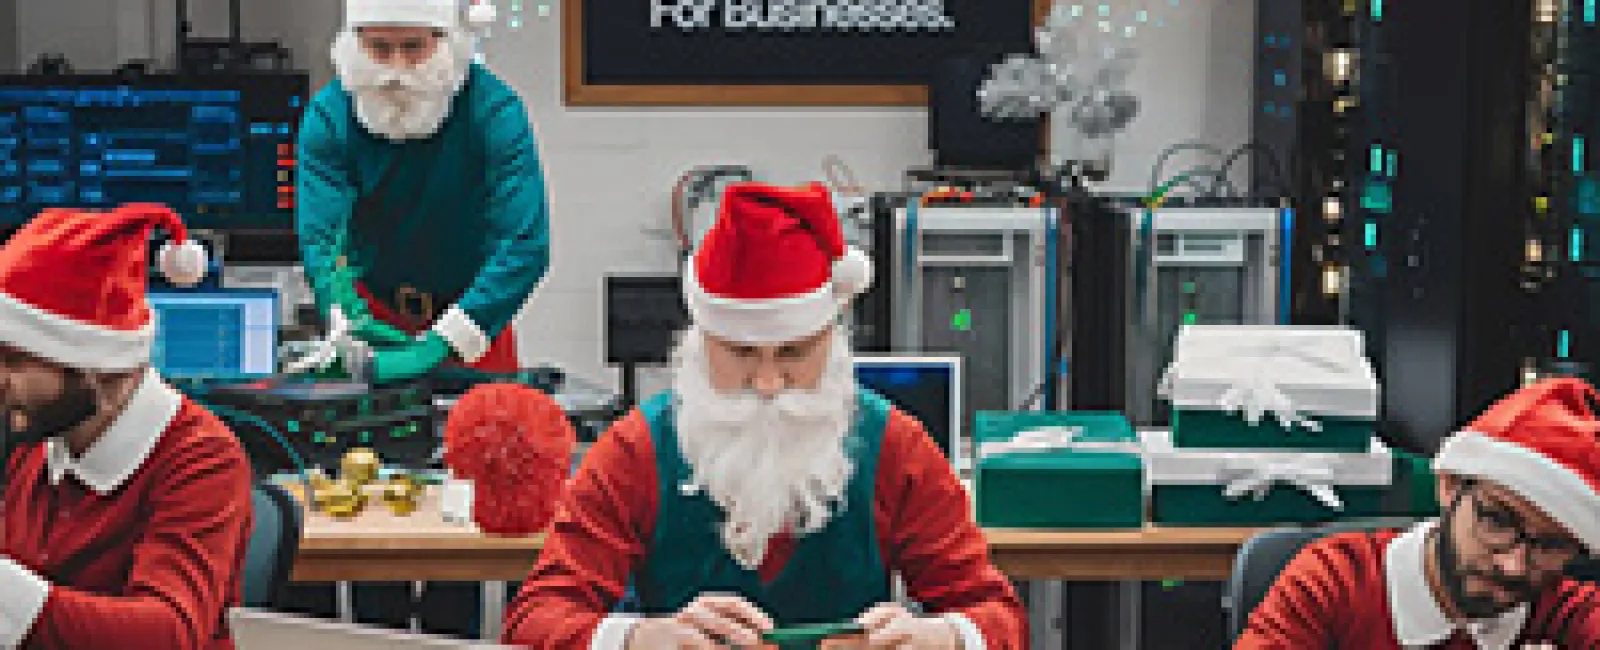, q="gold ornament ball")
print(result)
[380,474,423,517]
[341,447,382,486]
[318,479,367,519]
